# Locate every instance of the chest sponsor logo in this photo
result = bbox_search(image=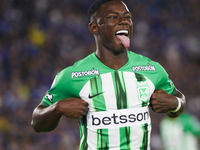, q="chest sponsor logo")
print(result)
[132,63,156,72]
[137,81,150,101]
[72,68,99,78]
[87,107,150,129]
